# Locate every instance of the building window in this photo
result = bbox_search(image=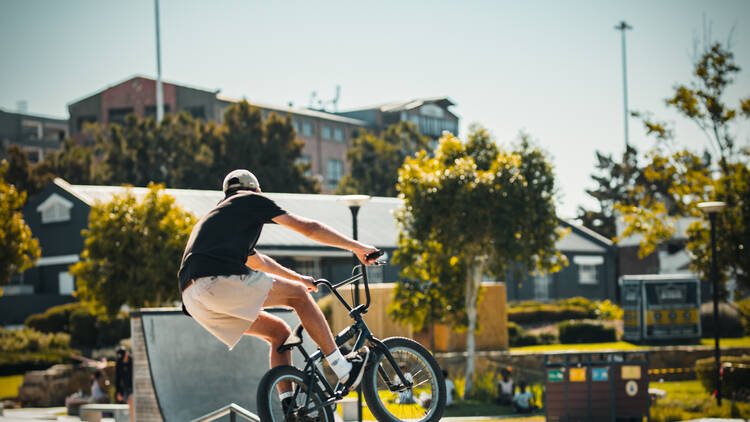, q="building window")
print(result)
[183,106,205,120]
[292,119,299,133]
[59,272,75,295]
[327,159,343,187]
[108,107,134,125]
[294,258,321,280]
[297,155,312,176]
[322,125,332,140]
[36,193,74,224]
[21,120,42,140]
[24,148,42,164]
[366,264,384,283]
[573,255,604,285]
[144,105,171,119]
[333,127,344,142]
[302,121,313,137]
[533,274,551,301]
